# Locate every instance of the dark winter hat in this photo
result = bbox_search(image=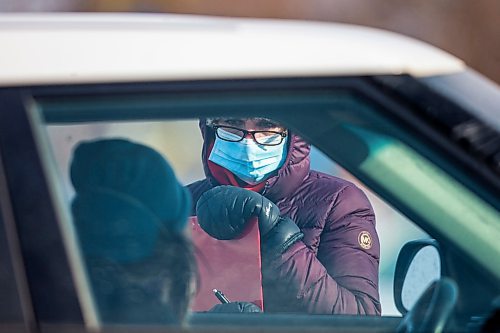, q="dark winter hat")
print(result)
[70,138,191,263]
